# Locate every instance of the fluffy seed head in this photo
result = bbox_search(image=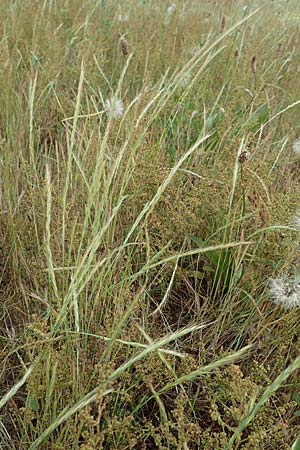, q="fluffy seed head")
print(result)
[104,96,124,119]
[292,139,300,156]
[269,275,300,310]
